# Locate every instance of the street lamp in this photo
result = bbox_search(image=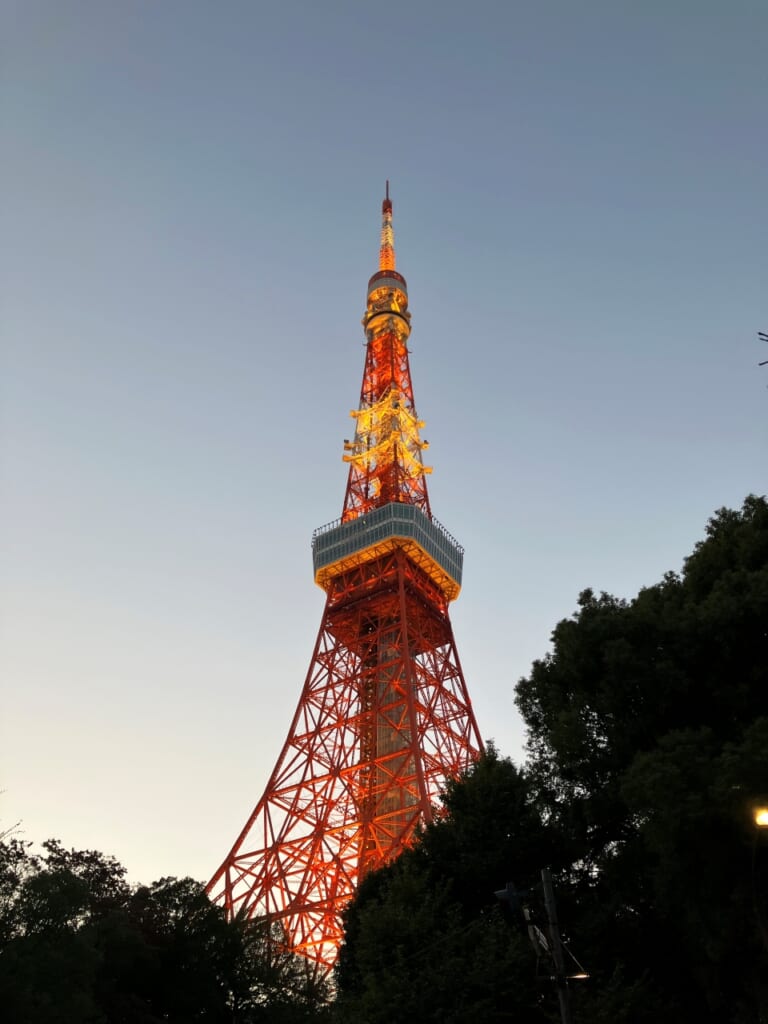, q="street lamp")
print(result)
[751,805,768,955]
